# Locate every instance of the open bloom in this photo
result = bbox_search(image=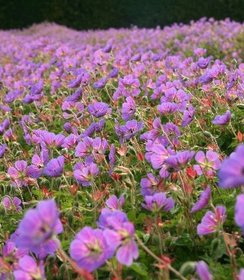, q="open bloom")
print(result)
[194,150,221,177]
[14,255,46,280]
[121,96,136,121]
[73,160,99,186]
[235,194,244,233]
[196,261,212,280]
[28,151,48,179]
[140,173,162,196]
[105,195,125,210]
[43,156,64,177]
[103,219,138,266]
[98,209,128,229]
[142,192,174,212]
[115,120,144,142]
[212,110,231,125]
[239,269,244,280]
[165,150,195,171]
[197,206,226,236]
[218,144,244,188]
[87,101,111,118]
[8,160,30,187]
[15,200,63,258]
[70,227,113,272]
[0,239,28,279]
